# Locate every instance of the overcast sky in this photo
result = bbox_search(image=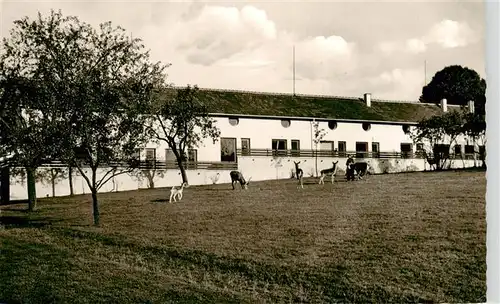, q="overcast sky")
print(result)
[1,0,485,101]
